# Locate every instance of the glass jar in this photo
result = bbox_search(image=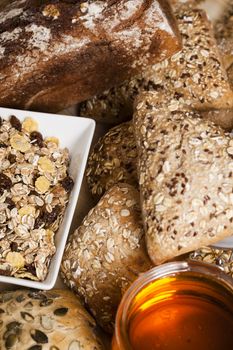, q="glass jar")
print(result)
[112,261,233,350]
